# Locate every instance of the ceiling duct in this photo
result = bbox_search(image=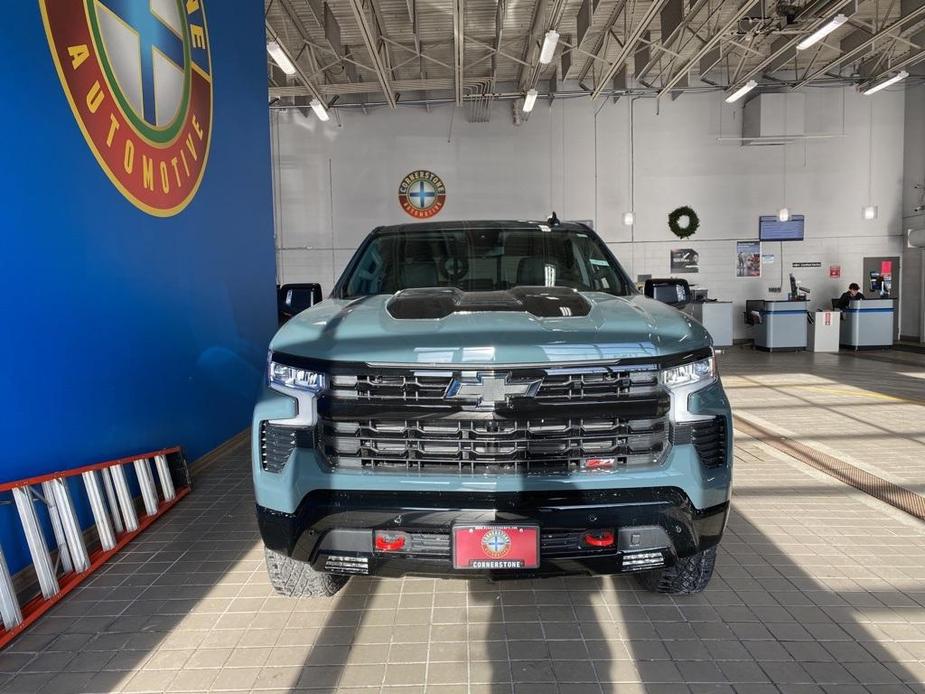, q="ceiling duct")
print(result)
[741,92,805,145]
